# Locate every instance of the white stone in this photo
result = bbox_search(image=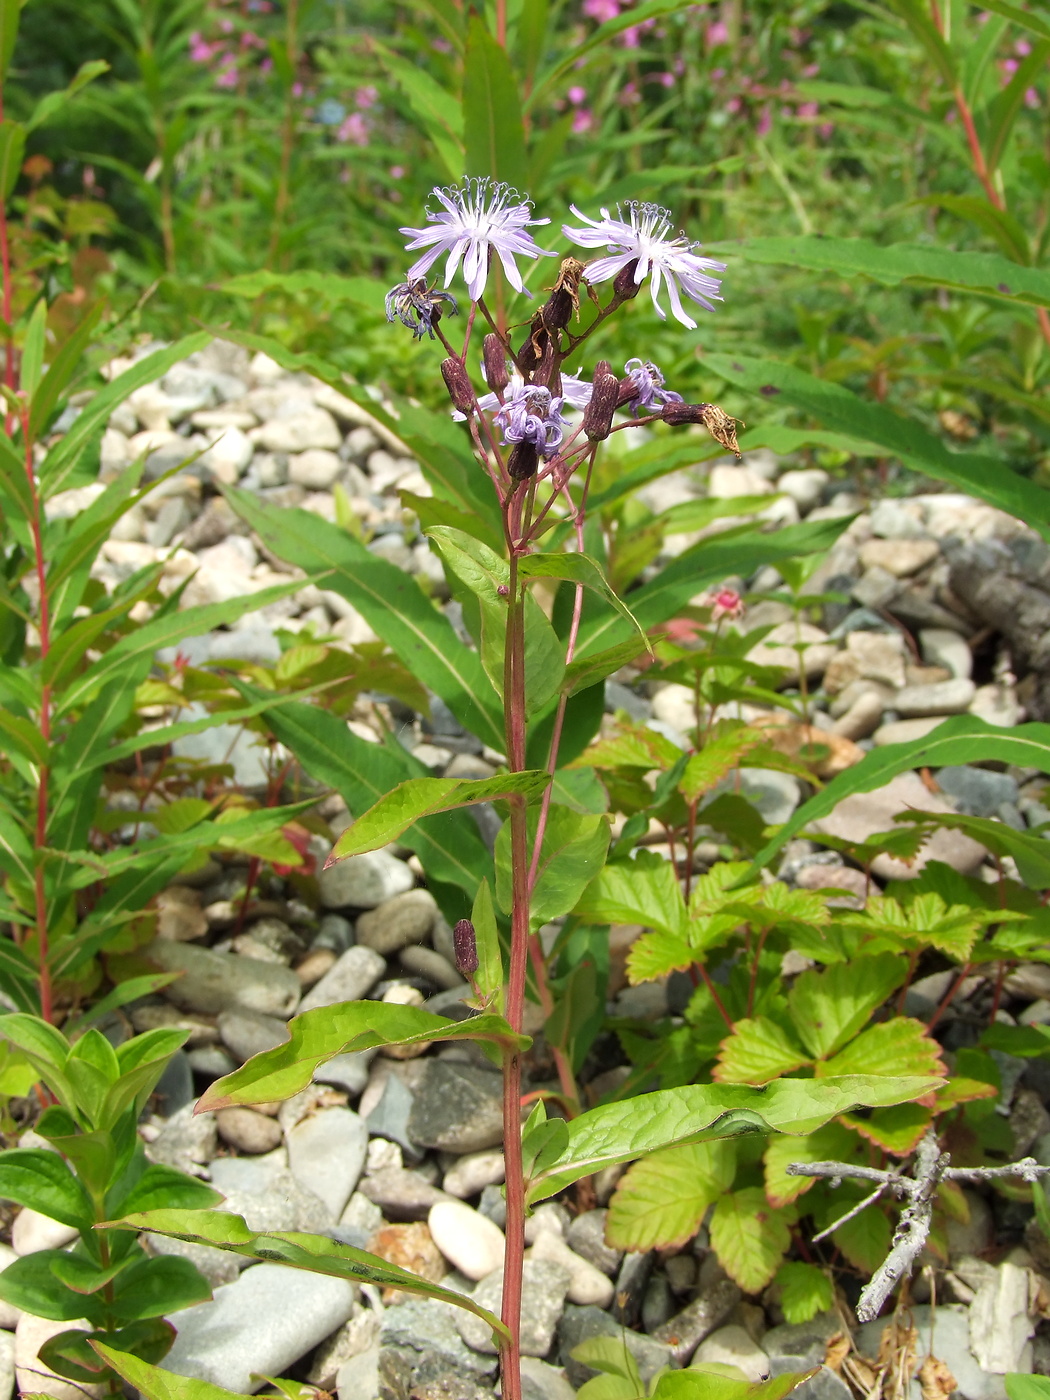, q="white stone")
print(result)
[16,1314,103,1400]
[873,716,947,747]
[707,465,775,499]
[846,629,907,687]
[0,1328,13,1400]
[776,468,827,514]
[428,1200,505,1280]
[747,622,836,680]
[298,946,387,1013]
[894,677,976,717]
[257,407,341,453]
[858,538,939,577]
[0,1243,20,1327]
[336,1348,380,1400]
[693,1325,770,1382]
[831,690,884,741]
[289,449,343,489]
[12,1209,79,1255]
[201,426,253,484]
[650,683,698,736]
[286,1108,368,1220]
[969,1261,1033,1374]
[920,627,973,680]
[970,682,1023,728]
[528,1229,615,1307]
[163,1262,356,1393]
[100,427,132,478]
[318,849,415,909]
[442,1150,505,1199]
